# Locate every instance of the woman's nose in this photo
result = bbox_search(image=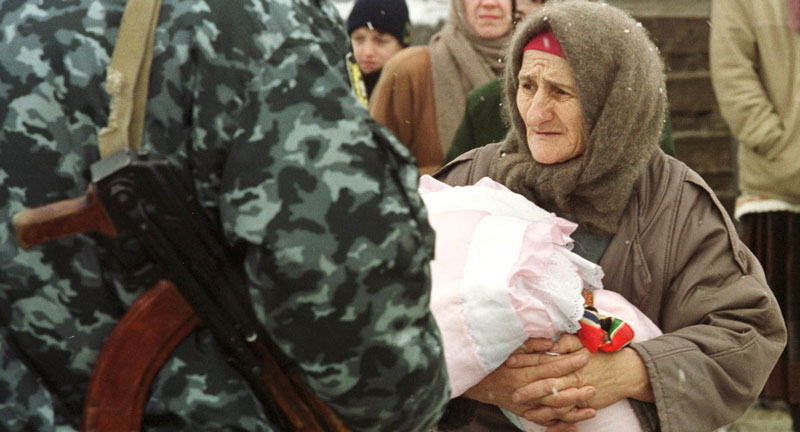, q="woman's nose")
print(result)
[527,91,554,123]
